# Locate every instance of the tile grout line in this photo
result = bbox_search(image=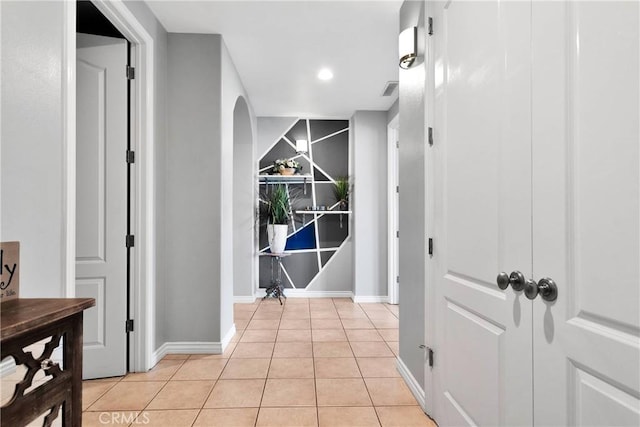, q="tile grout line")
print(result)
[189,407,202,427]
[358,301,393,425]
[81,377,121,411]
[134,378,172,423]
[239,300,263,427]
[192,303,260,426]
[342,301,384,425]
[255,298,289,424]
[138,356,193,421]
[310,299,319,426]
[365,302,405,426]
